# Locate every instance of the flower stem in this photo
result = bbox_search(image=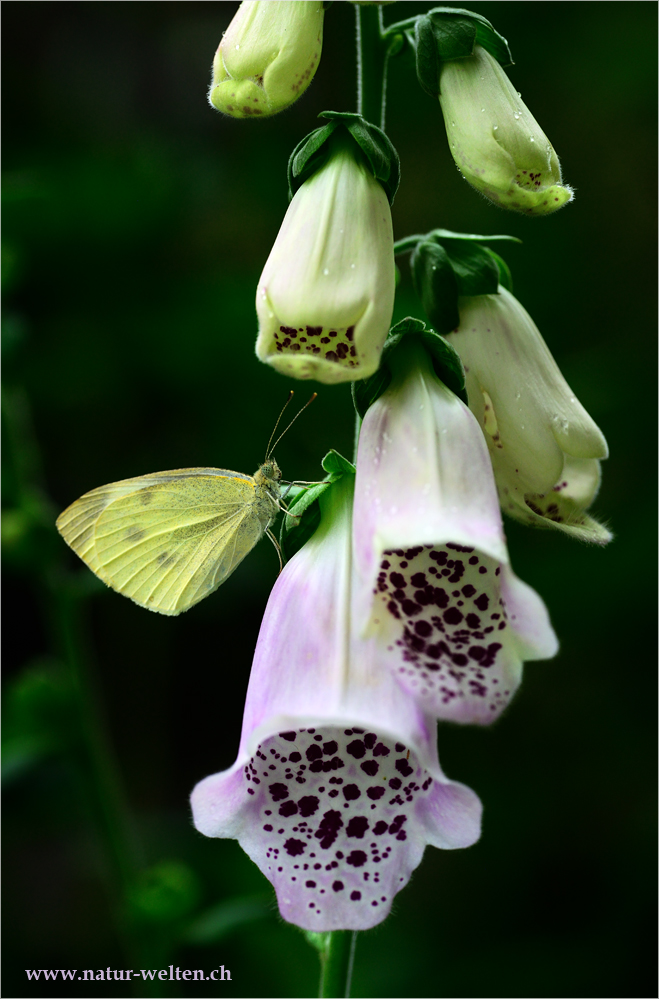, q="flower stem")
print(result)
[318,931,357,998]
[355,5,388,130]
